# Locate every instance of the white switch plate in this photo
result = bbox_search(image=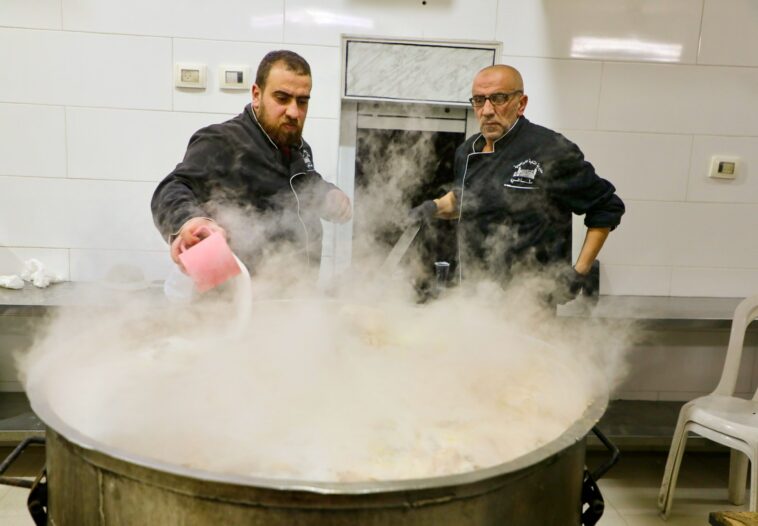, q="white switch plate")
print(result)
[709,156,739,180]
[219,65,251,90]
[174,63,207,89]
